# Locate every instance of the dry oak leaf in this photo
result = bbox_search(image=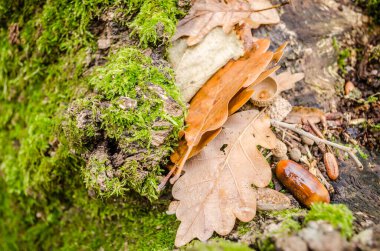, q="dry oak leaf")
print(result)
[274,71,305,92]
[228,42,288,114]
[171,110,278,246]
[284,106,327,129]
[168,187,291,215]
[248,71,304,107]
[173,0,280,46]
[170,39,274,181]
